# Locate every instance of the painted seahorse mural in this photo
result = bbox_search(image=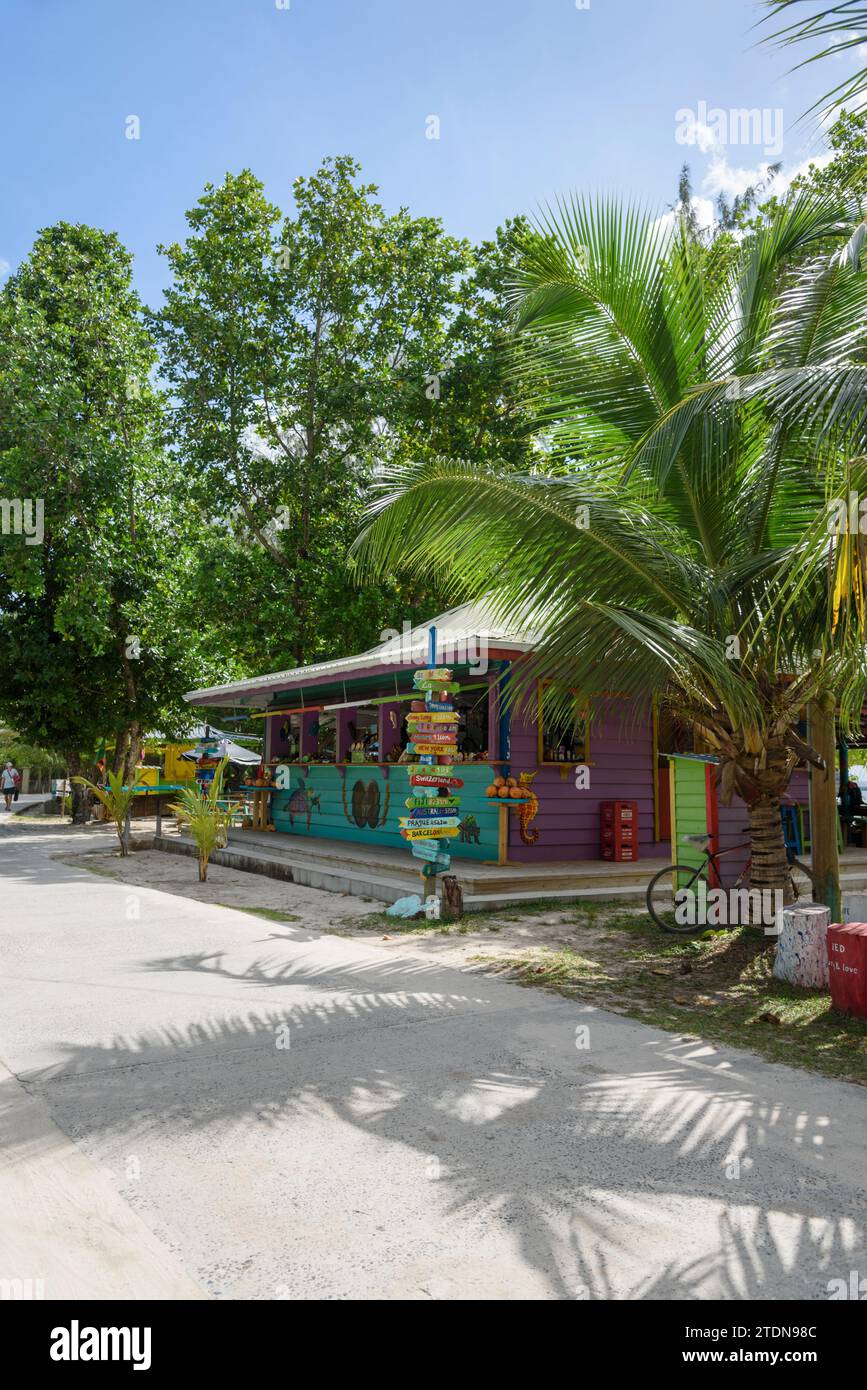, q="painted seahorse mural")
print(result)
[516,770,540,845]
